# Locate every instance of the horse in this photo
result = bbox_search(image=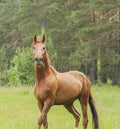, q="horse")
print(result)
[32,35,99,129]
